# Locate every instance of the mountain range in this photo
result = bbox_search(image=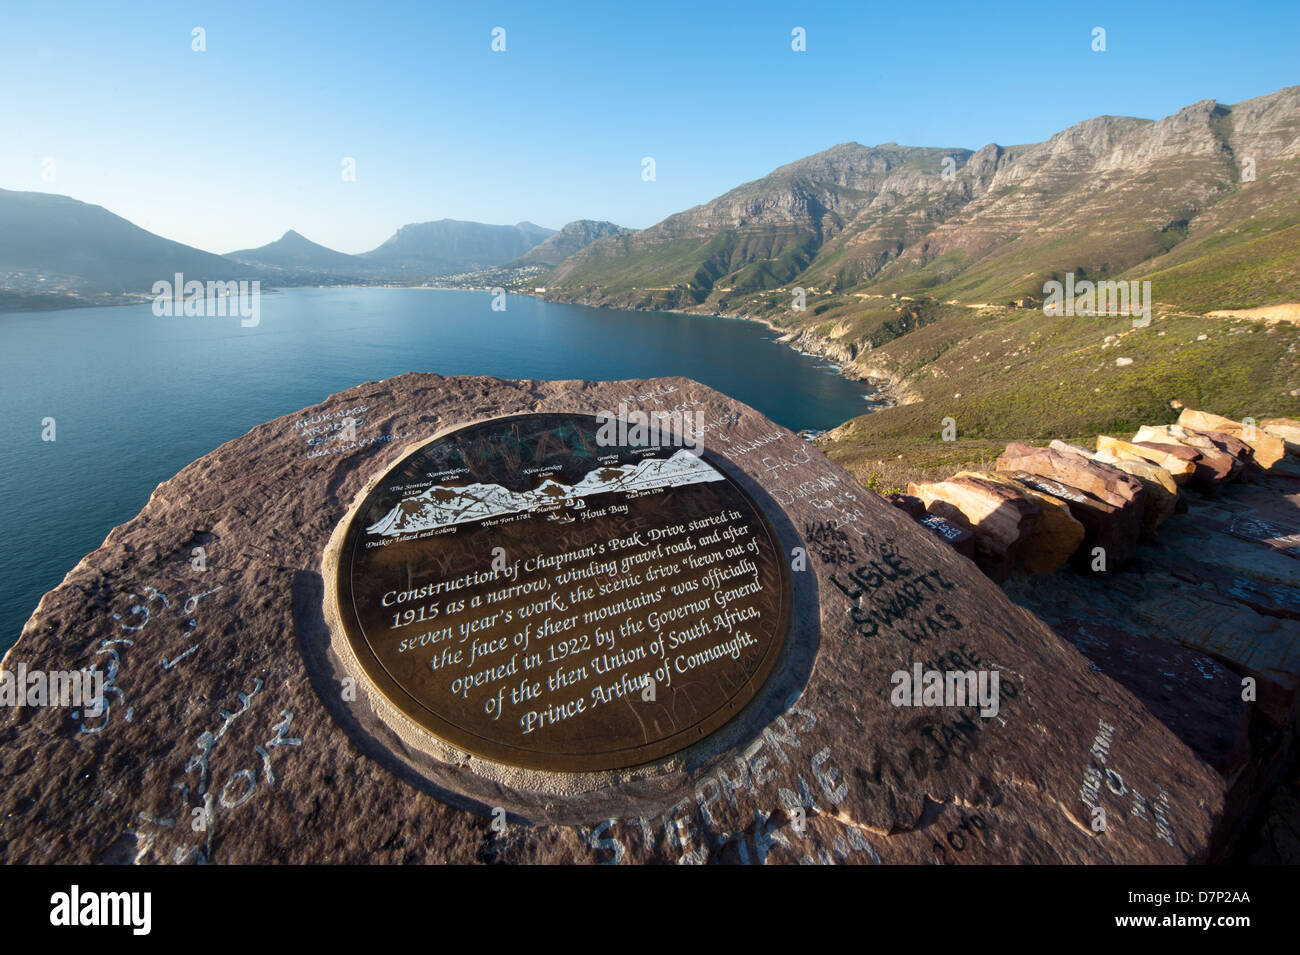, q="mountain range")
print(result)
[0,188,252,299]
[226,220,567,280]
[510,220,632,269]
[540,86,1300,315]
[355,219,555,275]
[225,229,370,276]
[0,194,622,306]
[3,85,1298,316]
